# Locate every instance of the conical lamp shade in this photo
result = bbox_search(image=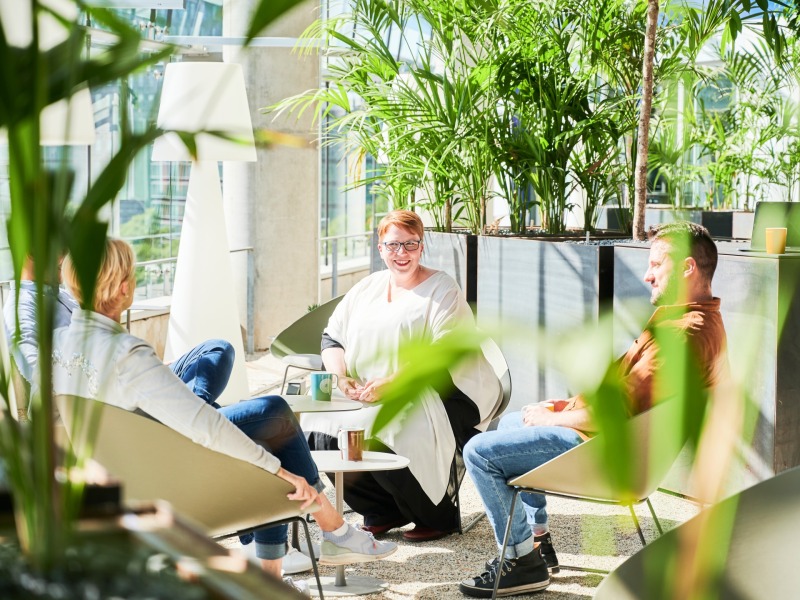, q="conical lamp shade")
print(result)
[152,62,256,162]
